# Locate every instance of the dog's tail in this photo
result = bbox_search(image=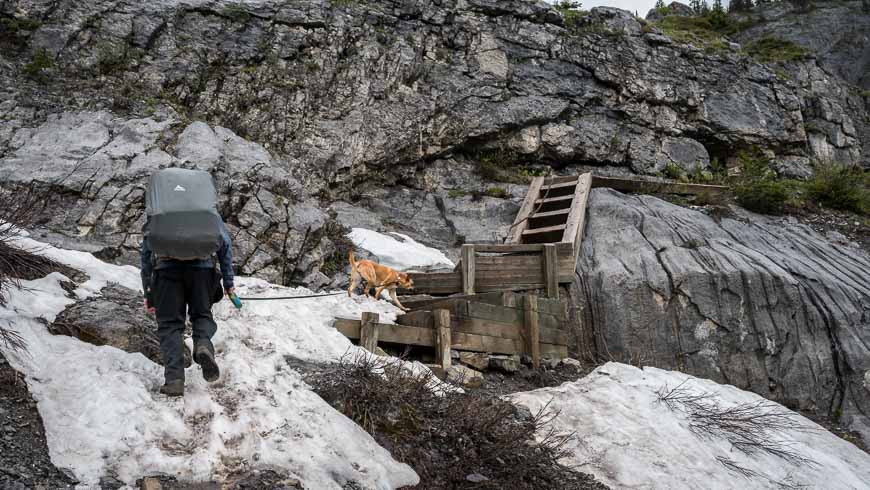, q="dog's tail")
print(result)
[348,249,357,273]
